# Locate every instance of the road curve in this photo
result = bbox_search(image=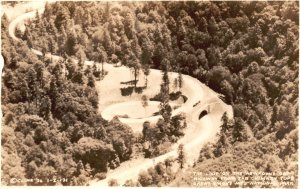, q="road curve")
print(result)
[7,4,233,186]
[8,8,44,41]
